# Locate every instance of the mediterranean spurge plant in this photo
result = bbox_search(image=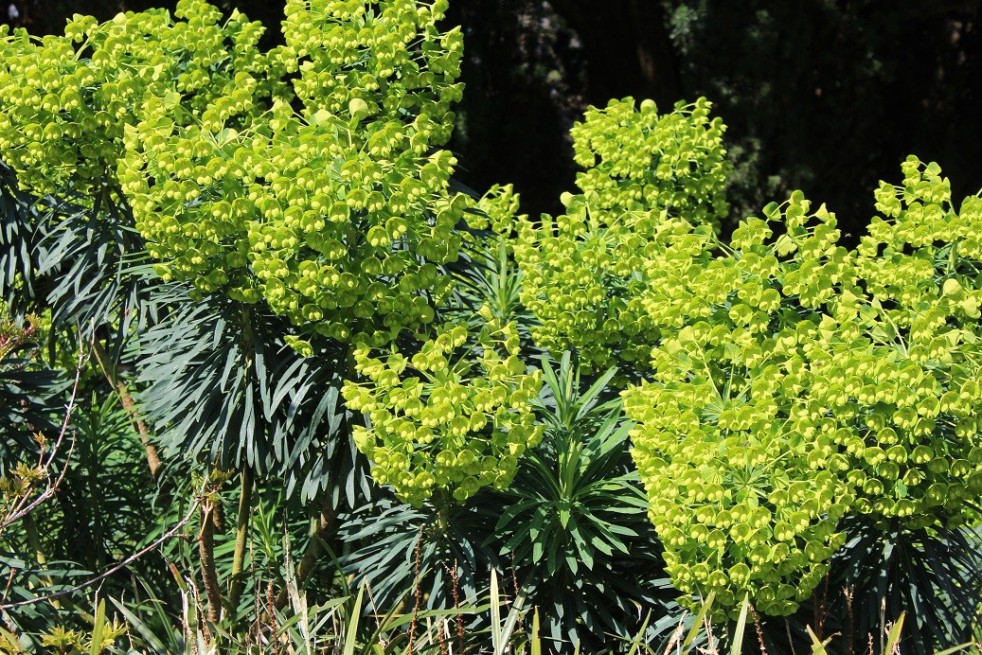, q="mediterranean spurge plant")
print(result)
[1,0,467,345]
[509,97,981,646]
[0,0,474,638]
[1,0,981,651]
[621,158,982,619]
